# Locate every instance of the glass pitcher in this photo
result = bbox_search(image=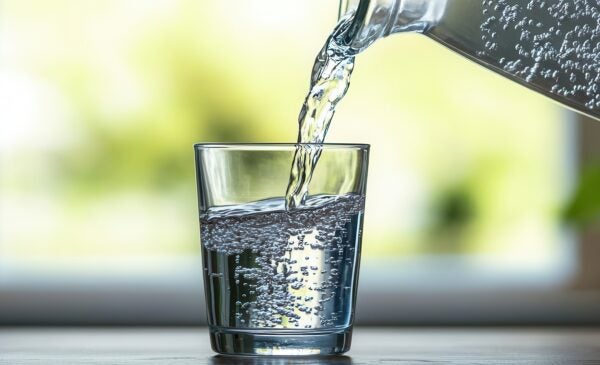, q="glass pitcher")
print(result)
[339,0,600,120]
